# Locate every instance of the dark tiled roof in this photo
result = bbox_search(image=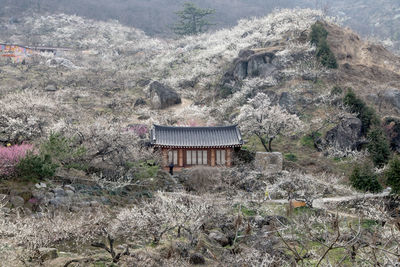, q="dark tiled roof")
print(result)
[150,125,243,147]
